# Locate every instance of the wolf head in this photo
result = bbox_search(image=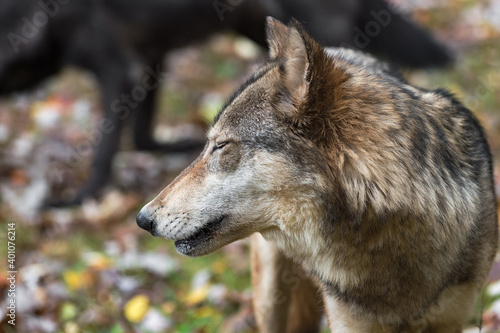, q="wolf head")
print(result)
[137,17,363,256]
